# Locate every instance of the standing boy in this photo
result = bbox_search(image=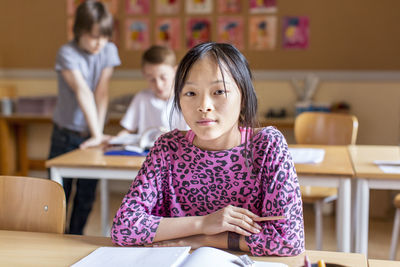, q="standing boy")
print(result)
[48,0,120,235]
